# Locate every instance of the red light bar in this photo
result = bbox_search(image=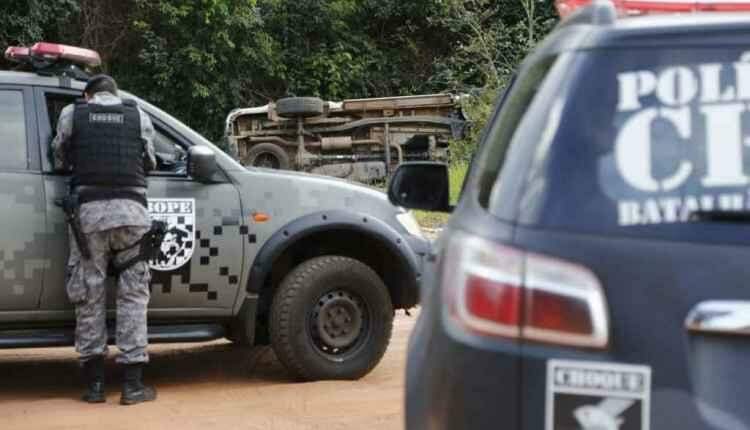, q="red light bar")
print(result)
[29,42,101,67]
[557,0,595,16]
[556,0,750,17]
[4,46,31,63]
